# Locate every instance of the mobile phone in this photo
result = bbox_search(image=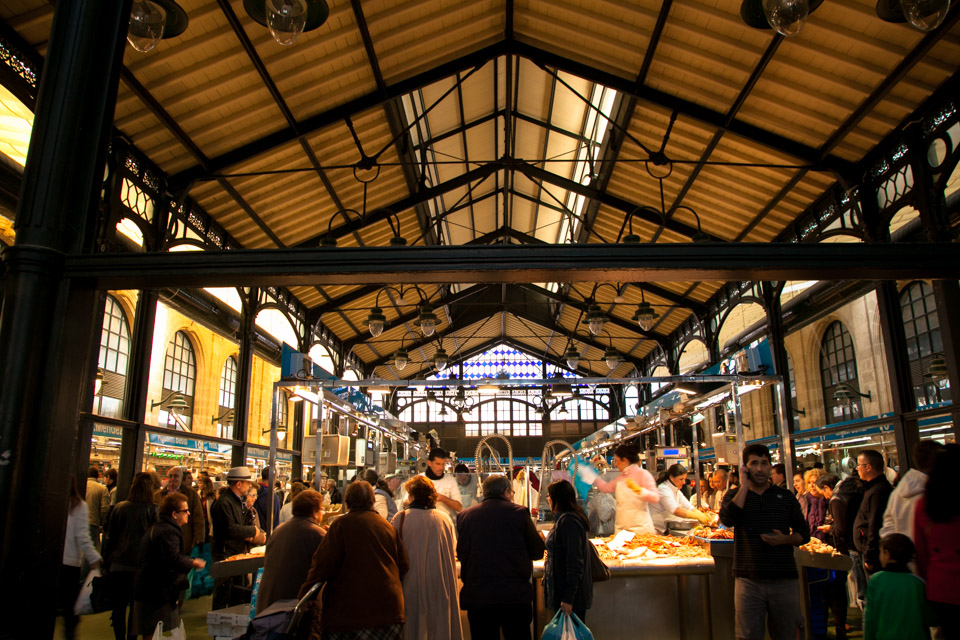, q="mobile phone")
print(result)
[744,468,753,482]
